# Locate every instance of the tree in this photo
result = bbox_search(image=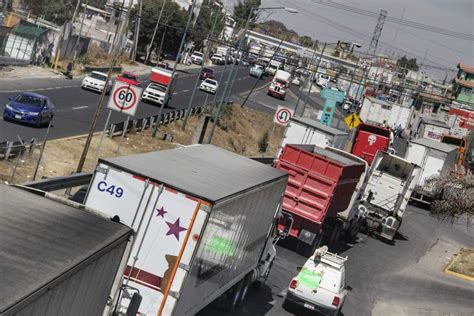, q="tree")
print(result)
[233,0,261,29]
[397,55,419,73]
[426,170,474,224]
[190,0,225,50]
[129,0,187,57]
